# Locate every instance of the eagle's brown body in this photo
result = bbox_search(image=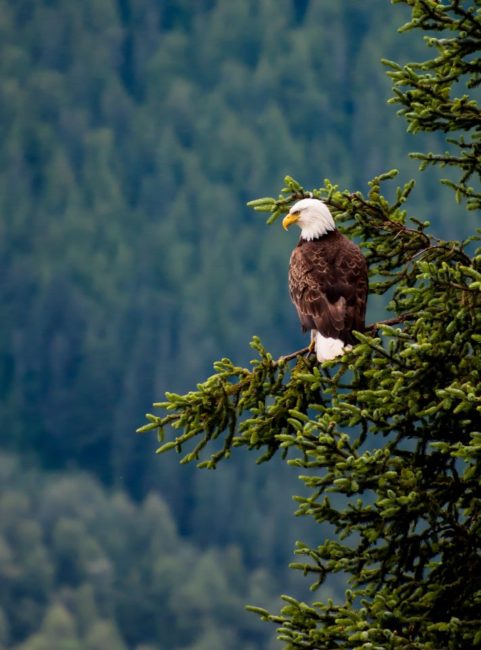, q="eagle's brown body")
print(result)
[288,230,368,345]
